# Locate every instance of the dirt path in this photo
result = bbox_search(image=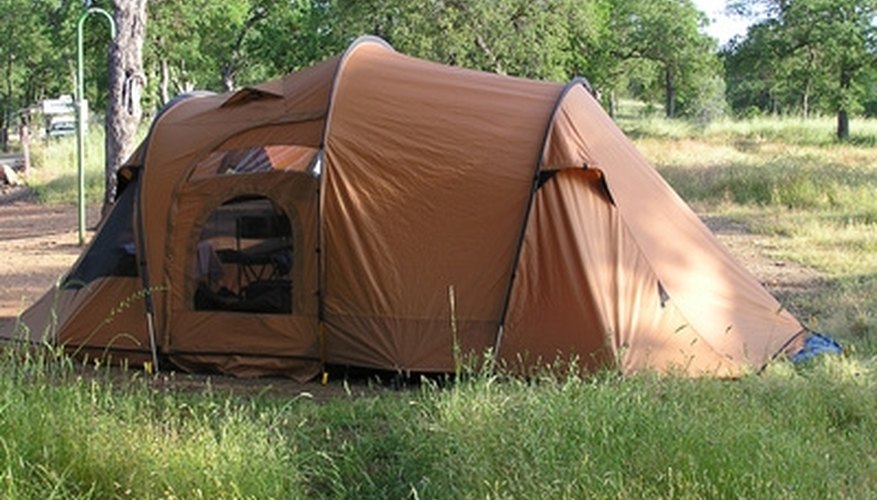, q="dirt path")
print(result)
[0,187,100,319]
[699,213,826,313]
